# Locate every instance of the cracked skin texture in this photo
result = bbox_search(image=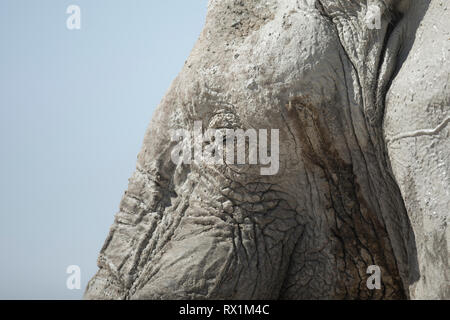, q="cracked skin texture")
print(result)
[84,0,449,300]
